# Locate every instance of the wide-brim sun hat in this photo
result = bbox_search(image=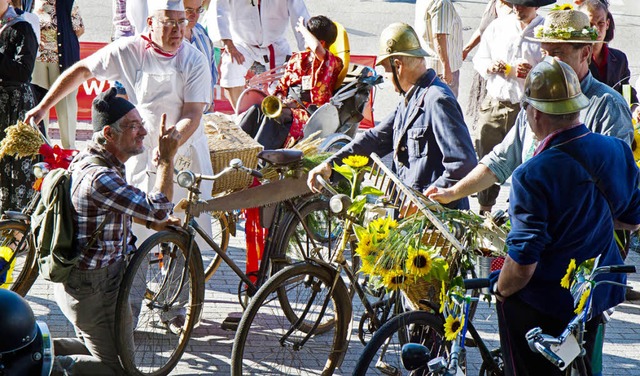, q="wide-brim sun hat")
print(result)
[523,56,590,115]
[376,23,430,66]
[528,6,599,44]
